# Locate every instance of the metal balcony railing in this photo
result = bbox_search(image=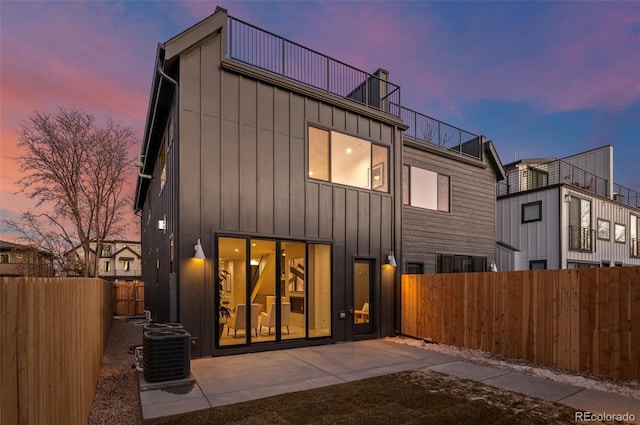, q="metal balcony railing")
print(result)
[569,225,595,253]
[227,16,401,116]
[631,238,640,258]
[396,105,482,161]
[497,159,608,198]
[612,183,640,209]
